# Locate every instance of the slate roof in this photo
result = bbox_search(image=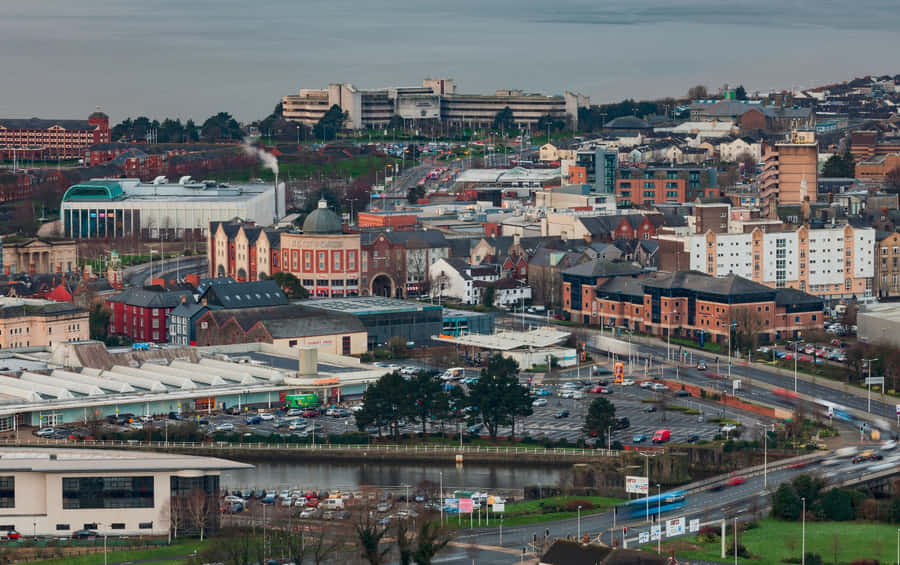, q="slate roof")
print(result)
[361,230,450,248]
[107,288,193,308]
[446,237,479,258]
[604,116,652,130]
[196,277,237,294]
[563,260,644,278]
[644,271,773,297]
[205,304,365,337]
[596,275,645,299]
[169,301,208,320]
[0,118,96,130]
[201,280,287,309]
[774,287,823,307]
[579,214,664,236]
